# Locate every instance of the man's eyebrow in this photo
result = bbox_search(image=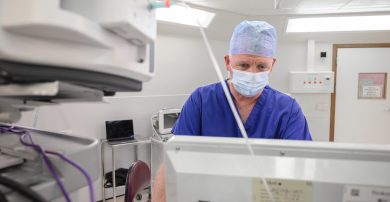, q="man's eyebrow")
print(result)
[234,61,249,64]
[233,60,270,66]
[255,61,271,65]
